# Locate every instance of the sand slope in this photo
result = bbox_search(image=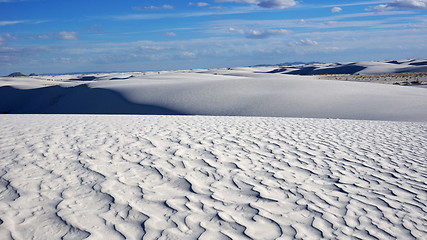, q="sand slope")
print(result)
[1,70,427,121]
[1,115,426,239]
